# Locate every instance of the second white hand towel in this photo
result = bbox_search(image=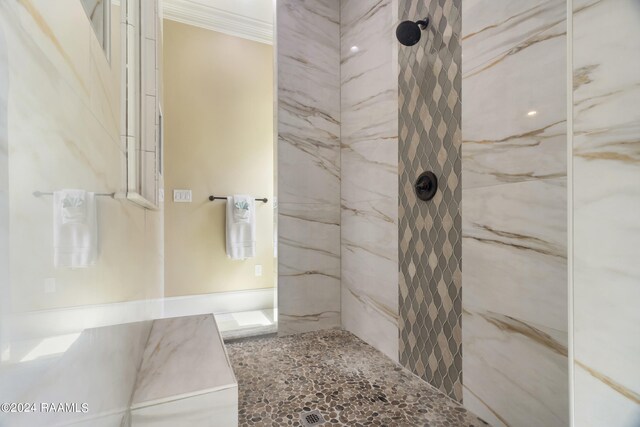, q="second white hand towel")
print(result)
[53,189,97,268]
[225,195,256,260]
